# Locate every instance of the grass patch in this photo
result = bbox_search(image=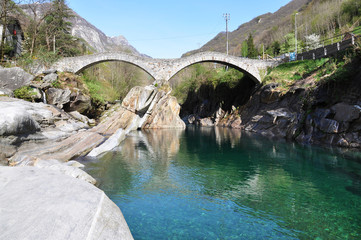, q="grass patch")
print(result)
[263,58,332,92]
[81,74,119,104]
[263,47,358,94]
